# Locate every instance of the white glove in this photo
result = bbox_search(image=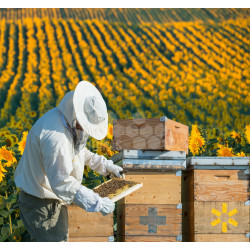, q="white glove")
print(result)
[73,185,103,212]
[100,197,115,216]
[106,164,123,178]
